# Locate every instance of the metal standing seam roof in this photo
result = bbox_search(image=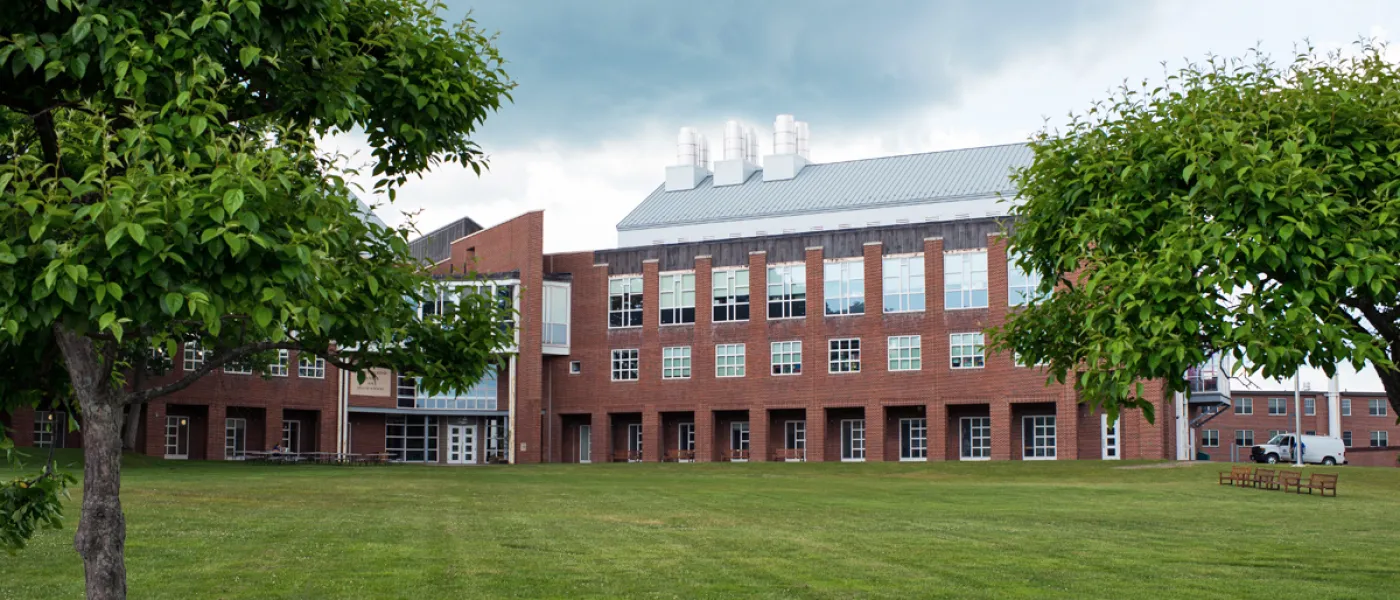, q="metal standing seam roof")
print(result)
[616,142,1034,231]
